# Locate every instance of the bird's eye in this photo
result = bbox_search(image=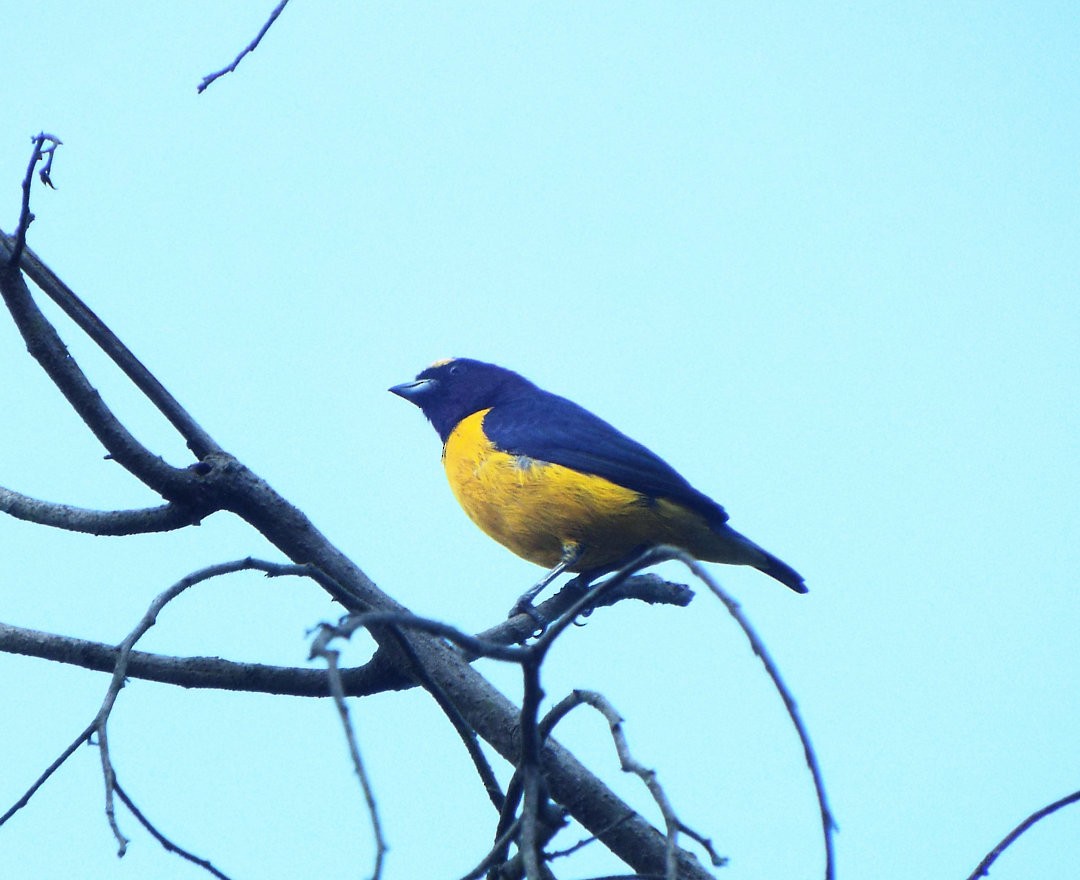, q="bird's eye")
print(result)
[449,363,463,376]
